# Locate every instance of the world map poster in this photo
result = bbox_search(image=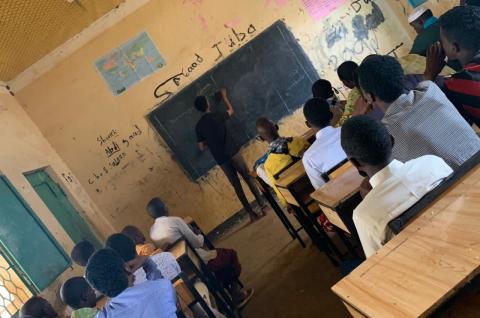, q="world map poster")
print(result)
[95,32,165,95]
